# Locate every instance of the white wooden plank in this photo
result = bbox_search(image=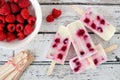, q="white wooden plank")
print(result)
[40,5,120,32]
[20,64,120,80]
[14,34,120,61]
[0,49,13,61]
[39,0,120,4]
